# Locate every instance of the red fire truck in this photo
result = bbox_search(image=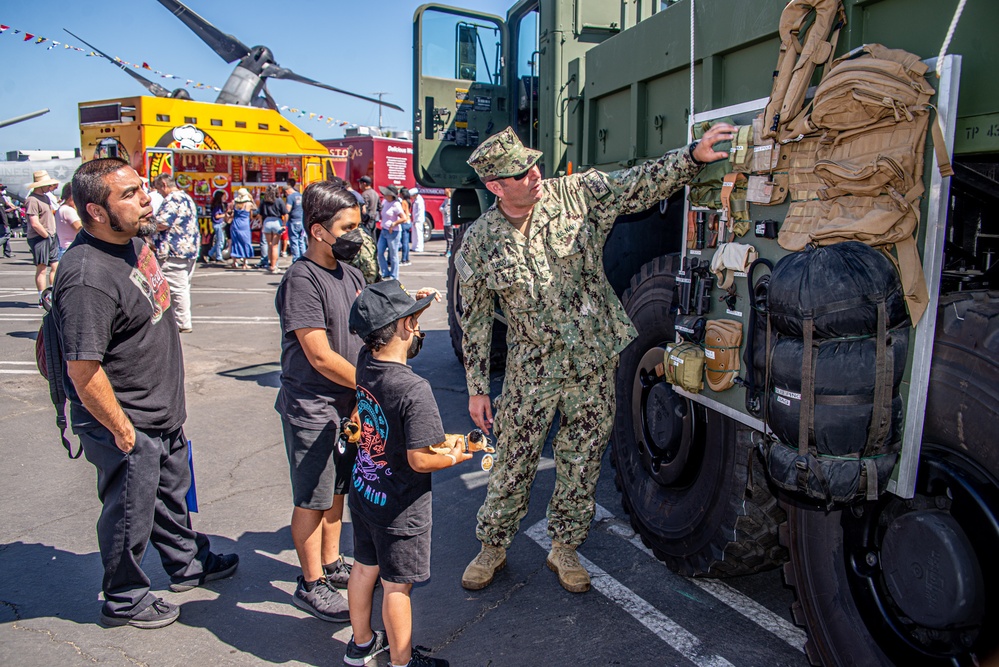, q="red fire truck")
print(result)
[321,134,446,241]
